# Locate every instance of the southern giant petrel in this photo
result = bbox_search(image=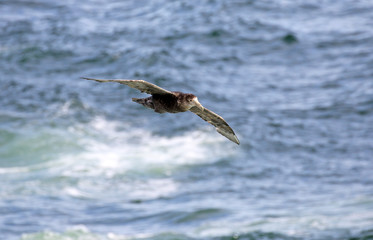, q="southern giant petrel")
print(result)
[83,77,240,145]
